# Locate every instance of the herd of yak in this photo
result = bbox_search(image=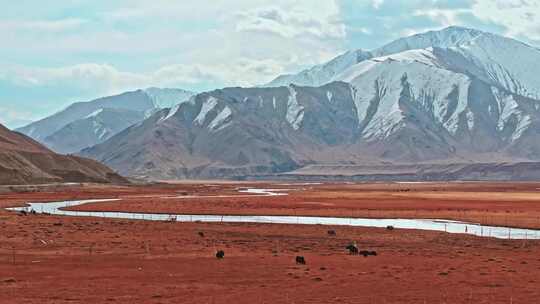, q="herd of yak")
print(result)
[214,226,395,265]
[19,208,393,265]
